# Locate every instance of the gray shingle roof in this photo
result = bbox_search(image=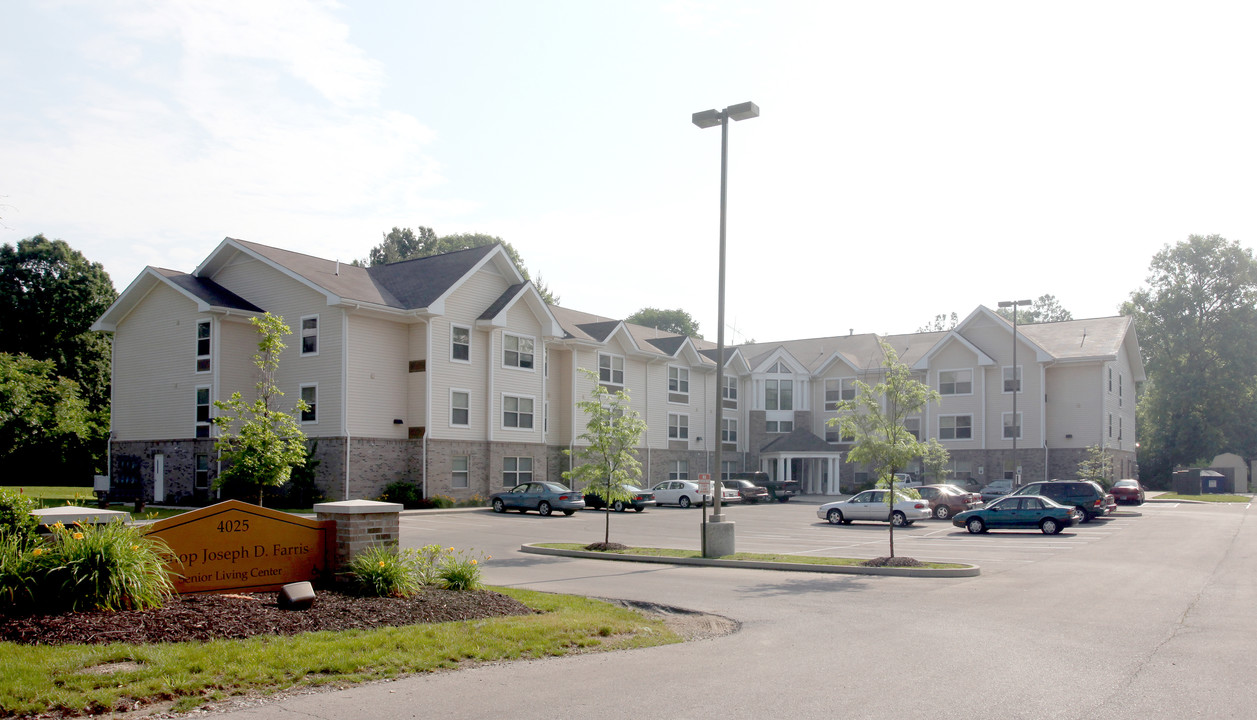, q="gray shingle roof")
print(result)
[1018,315,1133,360]
[154,268,263,312]
[759,428,833,454]
[479,282,530,321]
